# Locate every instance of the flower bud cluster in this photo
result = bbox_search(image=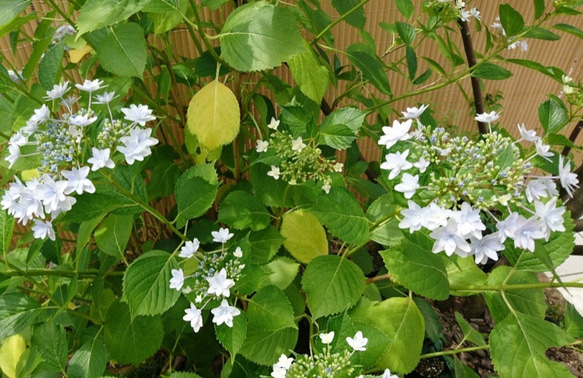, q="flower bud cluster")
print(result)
[271,331,369,378]
[425,1,480,24]
[171,228,244,333]
[561,75,583,107]
[380,105,577,264]
[2,79,158,240]
[256,118,343,194]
